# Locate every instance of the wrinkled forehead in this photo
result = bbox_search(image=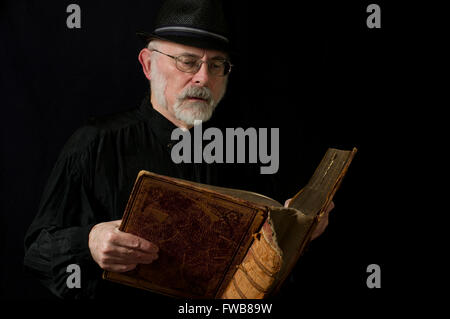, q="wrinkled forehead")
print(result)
[156,40,229,59]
